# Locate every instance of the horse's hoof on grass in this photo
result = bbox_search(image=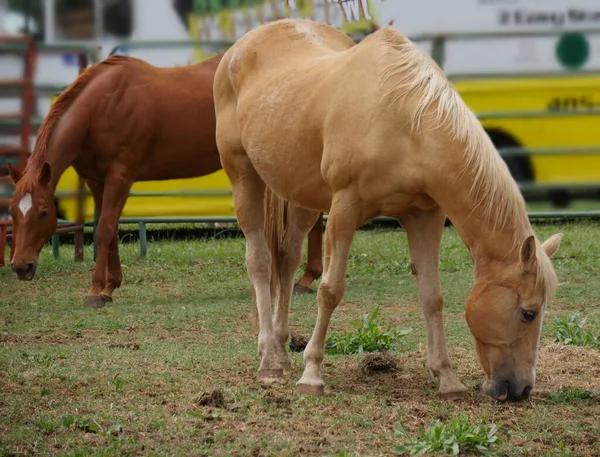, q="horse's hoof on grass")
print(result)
[83,295,106,309]
[296,382,325,396]
[101,294,113,303]
[258,368,284,384]
[440,388,469,400]
[293,283,314,295]
[281,361,293,374]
